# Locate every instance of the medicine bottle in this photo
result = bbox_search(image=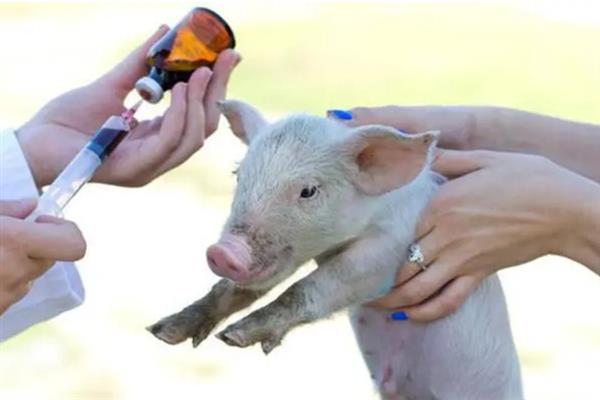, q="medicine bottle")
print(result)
[135,7,235,103]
